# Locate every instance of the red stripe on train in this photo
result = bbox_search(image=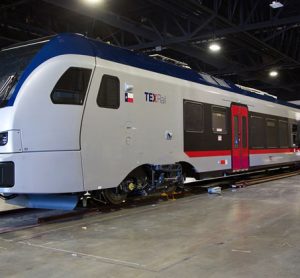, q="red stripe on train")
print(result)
[185,148,300,157]
[185,150,231,157]
[249,148,299,154]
